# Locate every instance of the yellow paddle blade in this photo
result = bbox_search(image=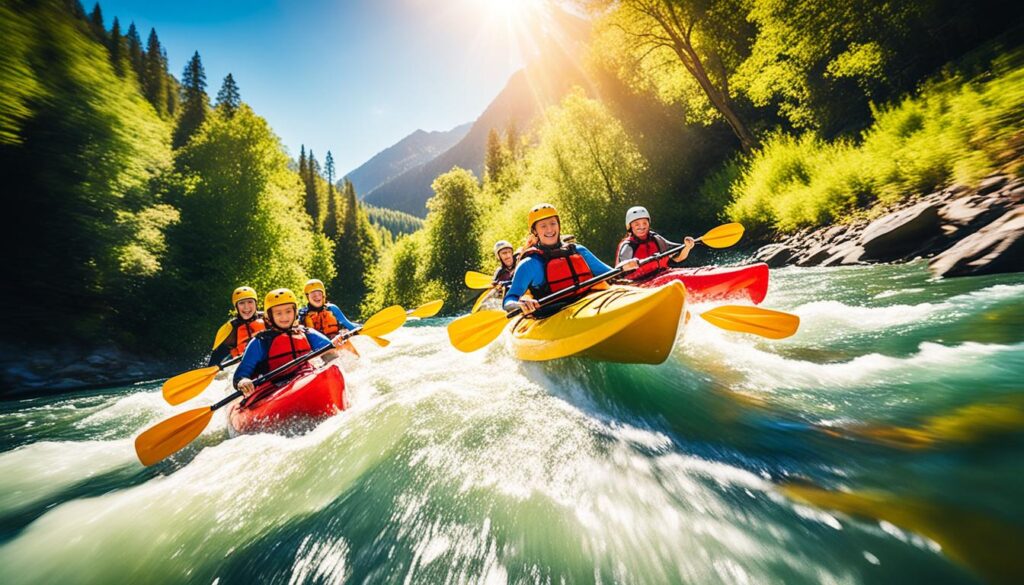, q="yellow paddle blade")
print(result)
[162,365,221,406]
[447,310,510,352]
[700,305,799,339]
[360,305,407,338]
[464,271,494,290]
[471,288,496,313]
[410,299,444,318]
[135,406,215,466]
[211,321,233,350]
[366,335,390,347]
[698,222,745,248]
